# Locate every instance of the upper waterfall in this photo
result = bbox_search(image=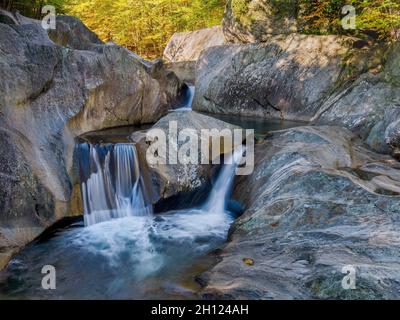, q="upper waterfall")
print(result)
[172,85,195,111]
